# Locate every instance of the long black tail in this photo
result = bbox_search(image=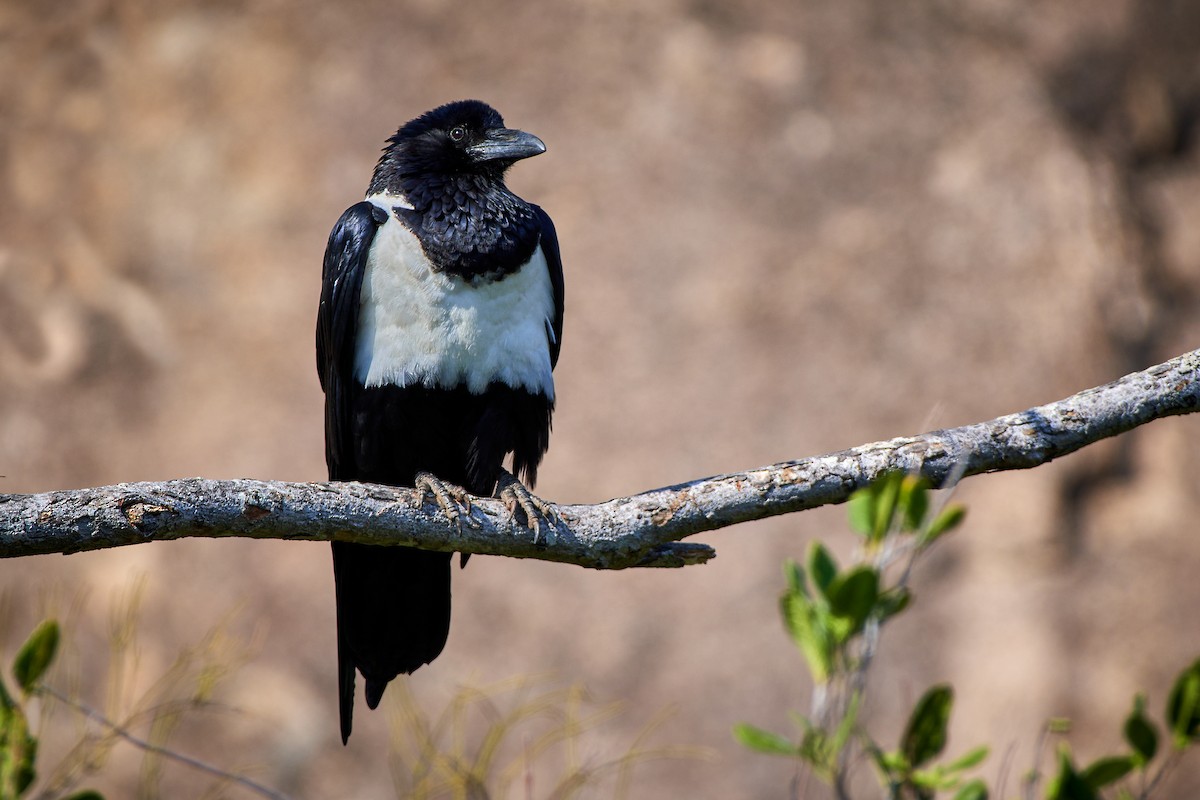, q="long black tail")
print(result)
[332,541,452,744]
